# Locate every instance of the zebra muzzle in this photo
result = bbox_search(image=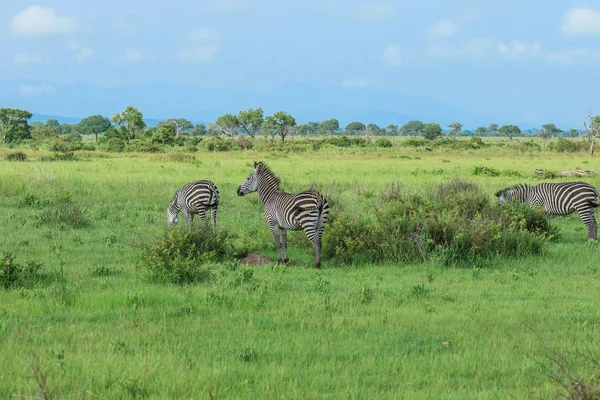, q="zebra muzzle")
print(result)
[237,186,244,196]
